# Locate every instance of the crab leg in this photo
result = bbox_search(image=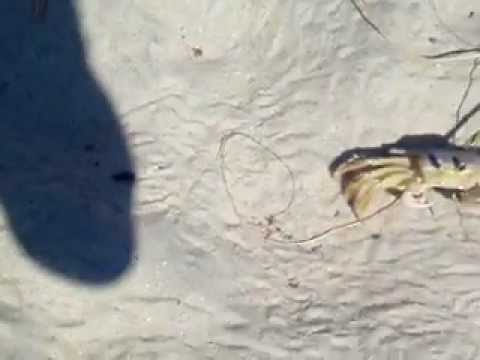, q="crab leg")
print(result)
[342,166,415,217]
